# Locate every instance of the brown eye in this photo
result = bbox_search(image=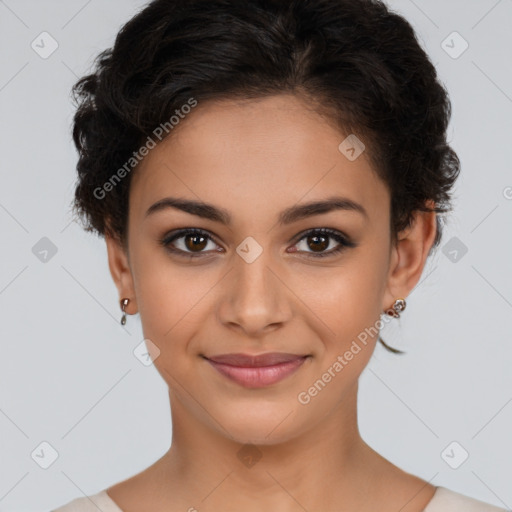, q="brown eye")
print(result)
[291,228,357,258]
[305,233,329,252]
[160,227,356,260]
[183,232,208,252]
[160,228,221,257]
